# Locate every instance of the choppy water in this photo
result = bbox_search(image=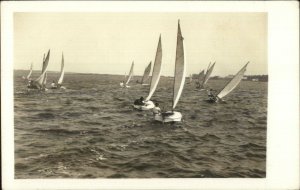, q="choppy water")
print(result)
[14,70,267,178]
